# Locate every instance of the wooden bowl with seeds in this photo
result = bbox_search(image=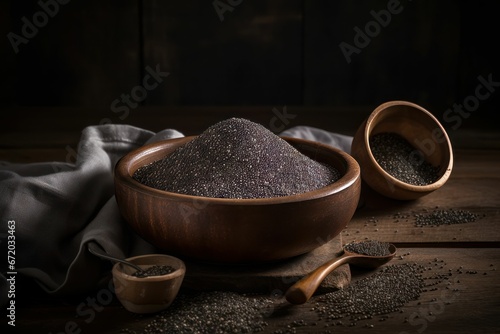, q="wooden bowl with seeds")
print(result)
[114,136,361,263]
[351,100,453,200]
[112,254,185,313]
